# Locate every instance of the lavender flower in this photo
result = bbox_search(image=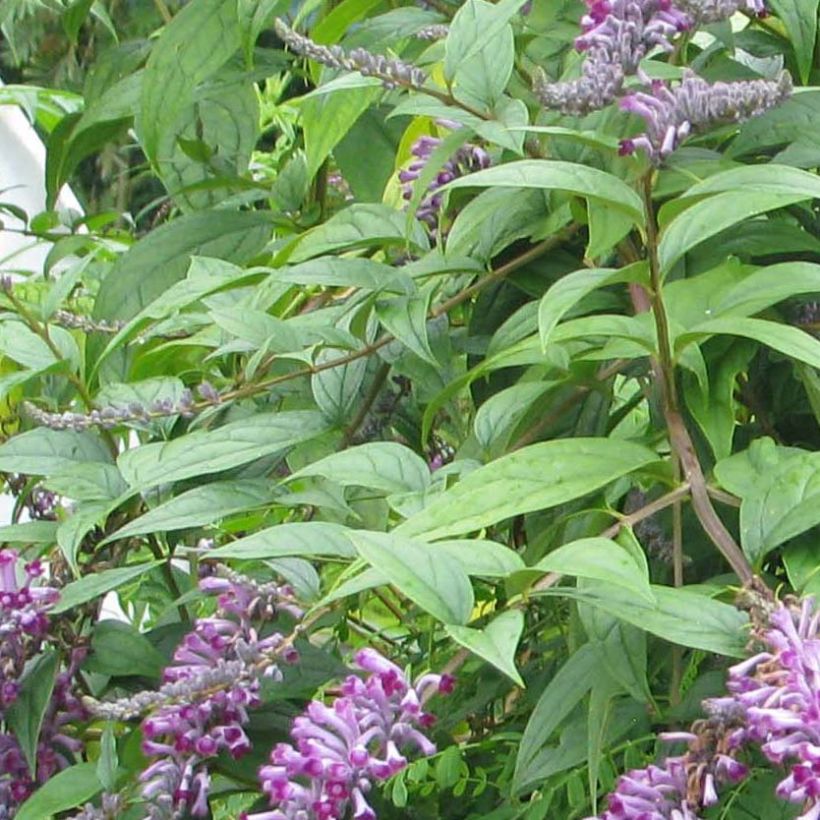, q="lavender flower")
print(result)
[535,0,690,114]
[137,570,299,819]
[676,0,766,24]
[275,19,427,89]
[716,597,820,818]
[399,132,490,236]
[619,70,792,163]
[244,648,453,820]
[51,310,125,334]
